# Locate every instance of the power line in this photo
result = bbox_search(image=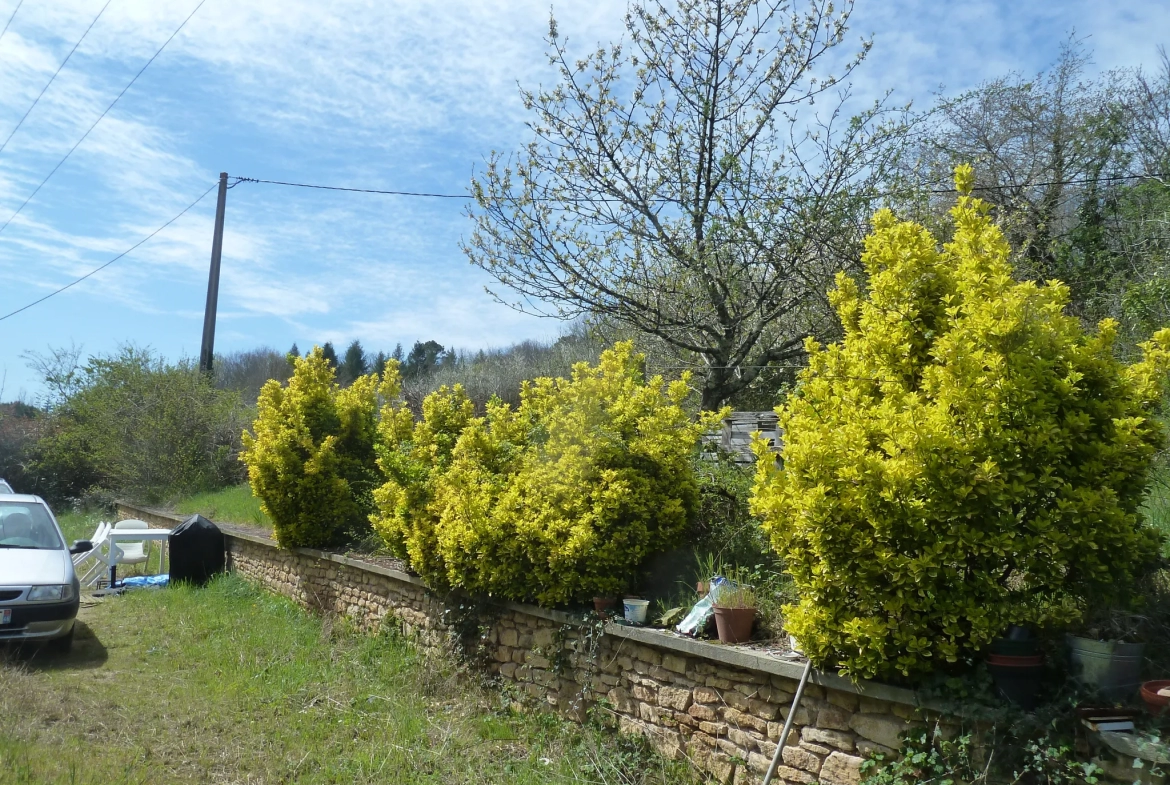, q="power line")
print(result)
[0,0,114,157]
[232,171,1169,203]
[0,0,209,237]
[0,0,23,45]
[0,181,218,323]
[231,177,472,199]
